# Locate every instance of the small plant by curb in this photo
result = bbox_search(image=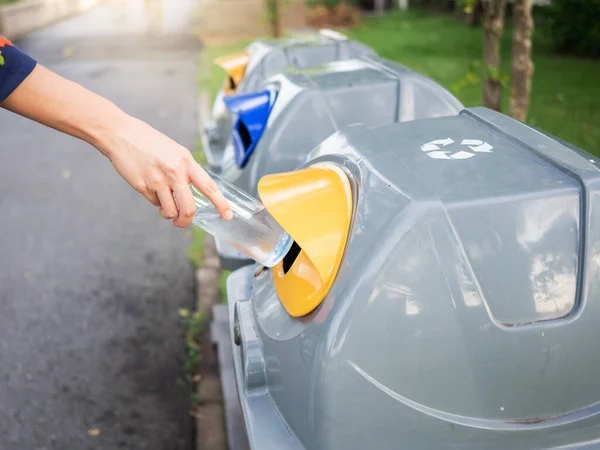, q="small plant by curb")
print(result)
[179,307,206,377]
